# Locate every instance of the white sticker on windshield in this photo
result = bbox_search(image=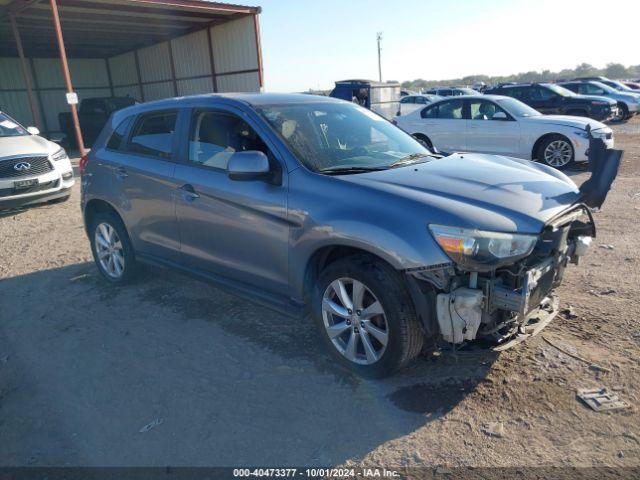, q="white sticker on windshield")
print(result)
[0,120,18,129]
